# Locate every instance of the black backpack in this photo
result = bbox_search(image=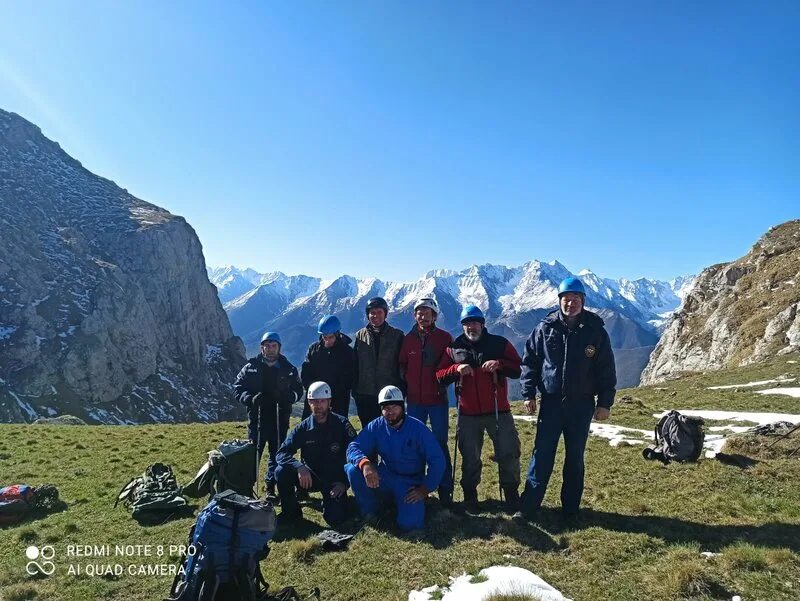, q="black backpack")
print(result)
[183,440,257,499]
[115,463,187,517]
[643,411,705,464]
